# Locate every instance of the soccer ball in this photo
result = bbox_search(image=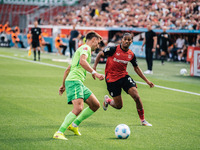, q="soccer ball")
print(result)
[115,124,131,139]
[180,68,187,75]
